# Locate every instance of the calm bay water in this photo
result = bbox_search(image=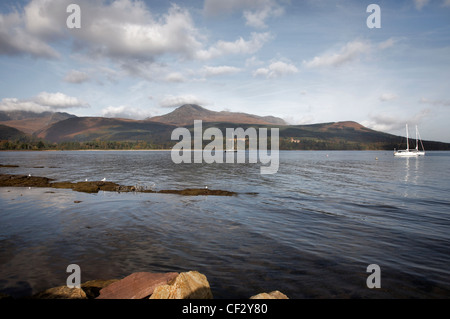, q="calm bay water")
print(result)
[0,150,449,298]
